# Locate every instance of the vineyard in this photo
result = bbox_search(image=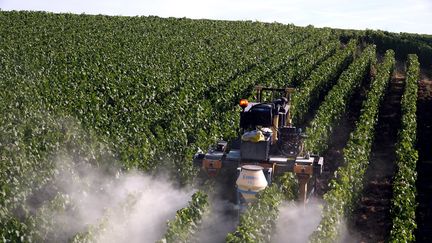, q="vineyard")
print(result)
[1,10,432,242]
